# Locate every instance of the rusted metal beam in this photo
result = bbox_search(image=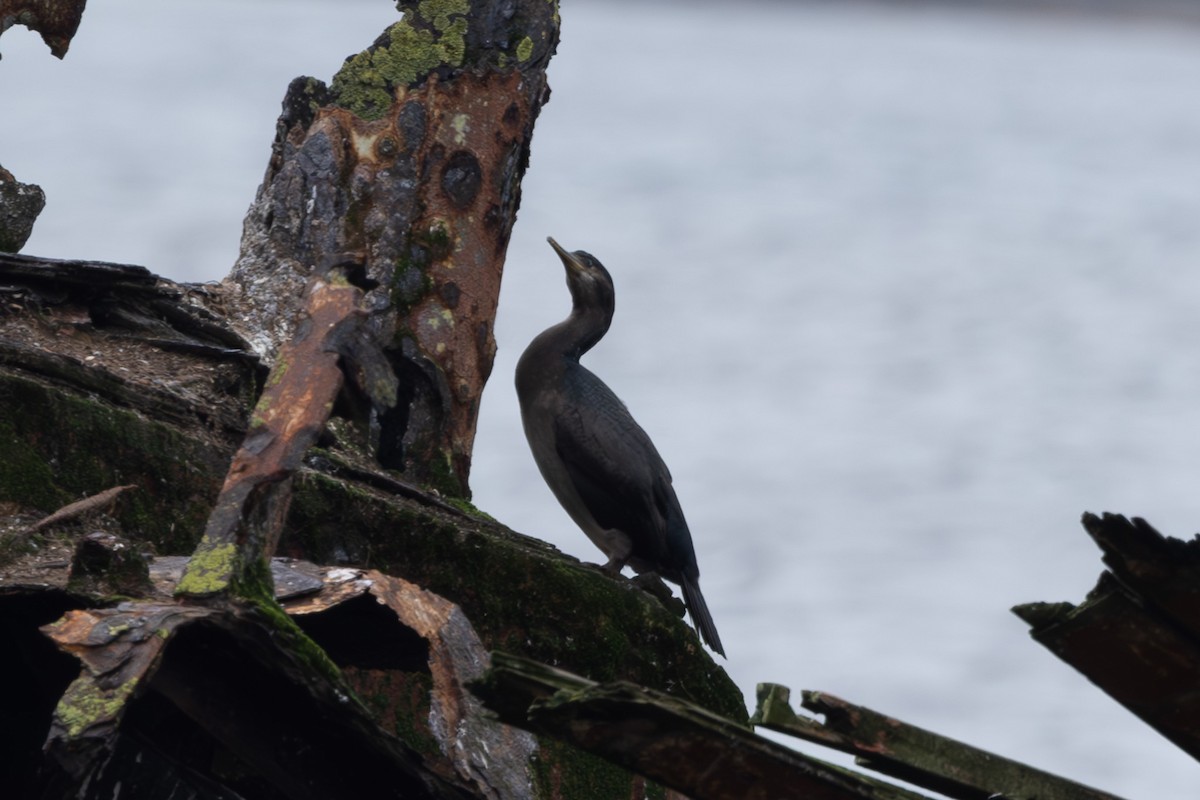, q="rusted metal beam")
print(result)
[177,268,393,600]
[753,683,1125,800]
[472,652,937,800]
